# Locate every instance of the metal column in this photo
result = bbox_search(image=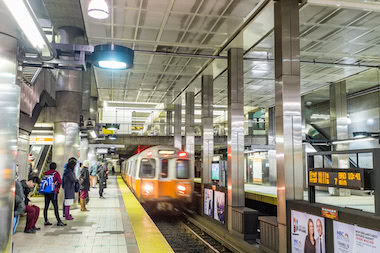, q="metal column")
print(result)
[185,92,195,157]
[174,103,182,150]
[274,0,303,251]
[330,81,350,196]
[53,26,83,181]
[227,48,245,231]
[201,75,214,185]
[166,110,173,136]
[0,32,19,252]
